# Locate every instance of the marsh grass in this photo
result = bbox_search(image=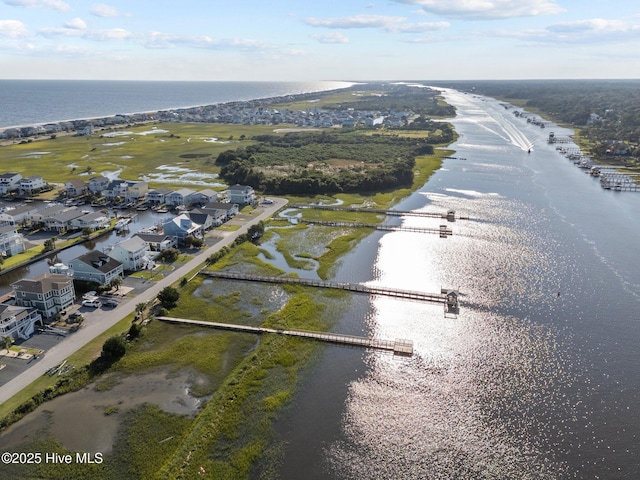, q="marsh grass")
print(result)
[0,123,279,189]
